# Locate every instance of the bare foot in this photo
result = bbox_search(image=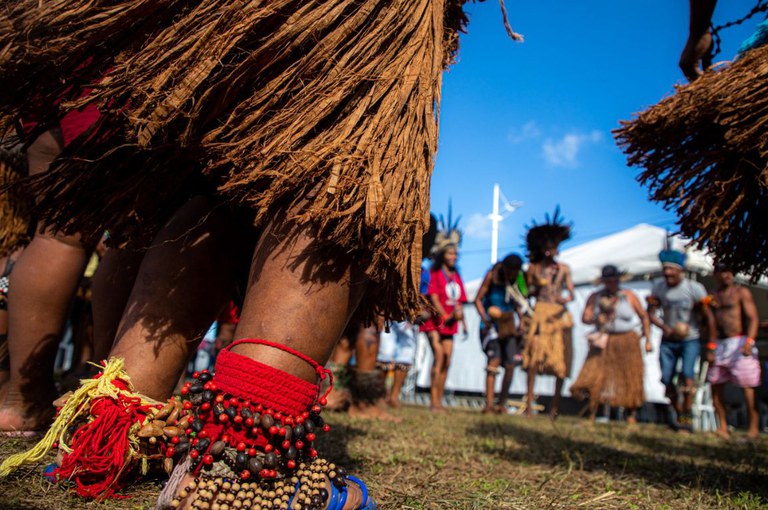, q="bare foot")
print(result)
[386,397,401,409]
[349,401,402,423]
[548,409,559,421]
[715,428,730,440]
[626,416,637,425]
[325,386,351,412]
[429,405,447,414]
[0,384,56,434]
